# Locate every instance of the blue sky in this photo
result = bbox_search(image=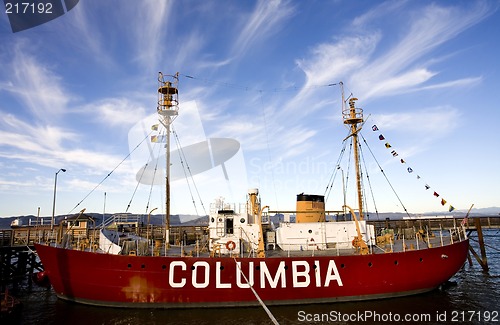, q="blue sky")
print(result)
[1,0,499,218]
